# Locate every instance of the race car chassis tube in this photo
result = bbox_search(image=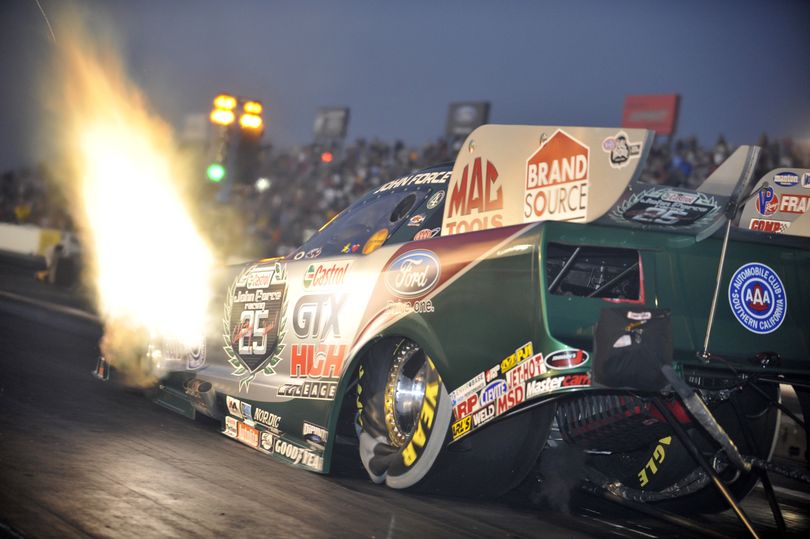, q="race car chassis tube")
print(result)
[651,396,759,539]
